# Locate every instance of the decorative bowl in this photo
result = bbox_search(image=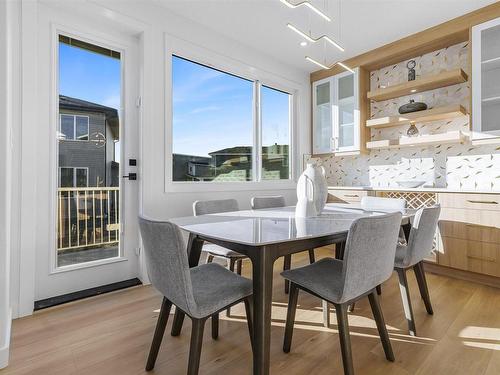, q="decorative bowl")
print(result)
[396,180,426,188]
[398,100,428,114]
